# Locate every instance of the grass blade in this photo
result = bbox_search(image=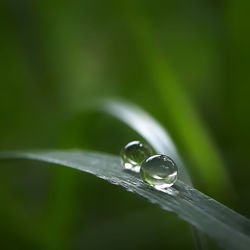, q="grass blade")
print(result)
[0,150,249,250]
[119,1,231,197]
[97,99,207,249]
[99,99,191,185]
